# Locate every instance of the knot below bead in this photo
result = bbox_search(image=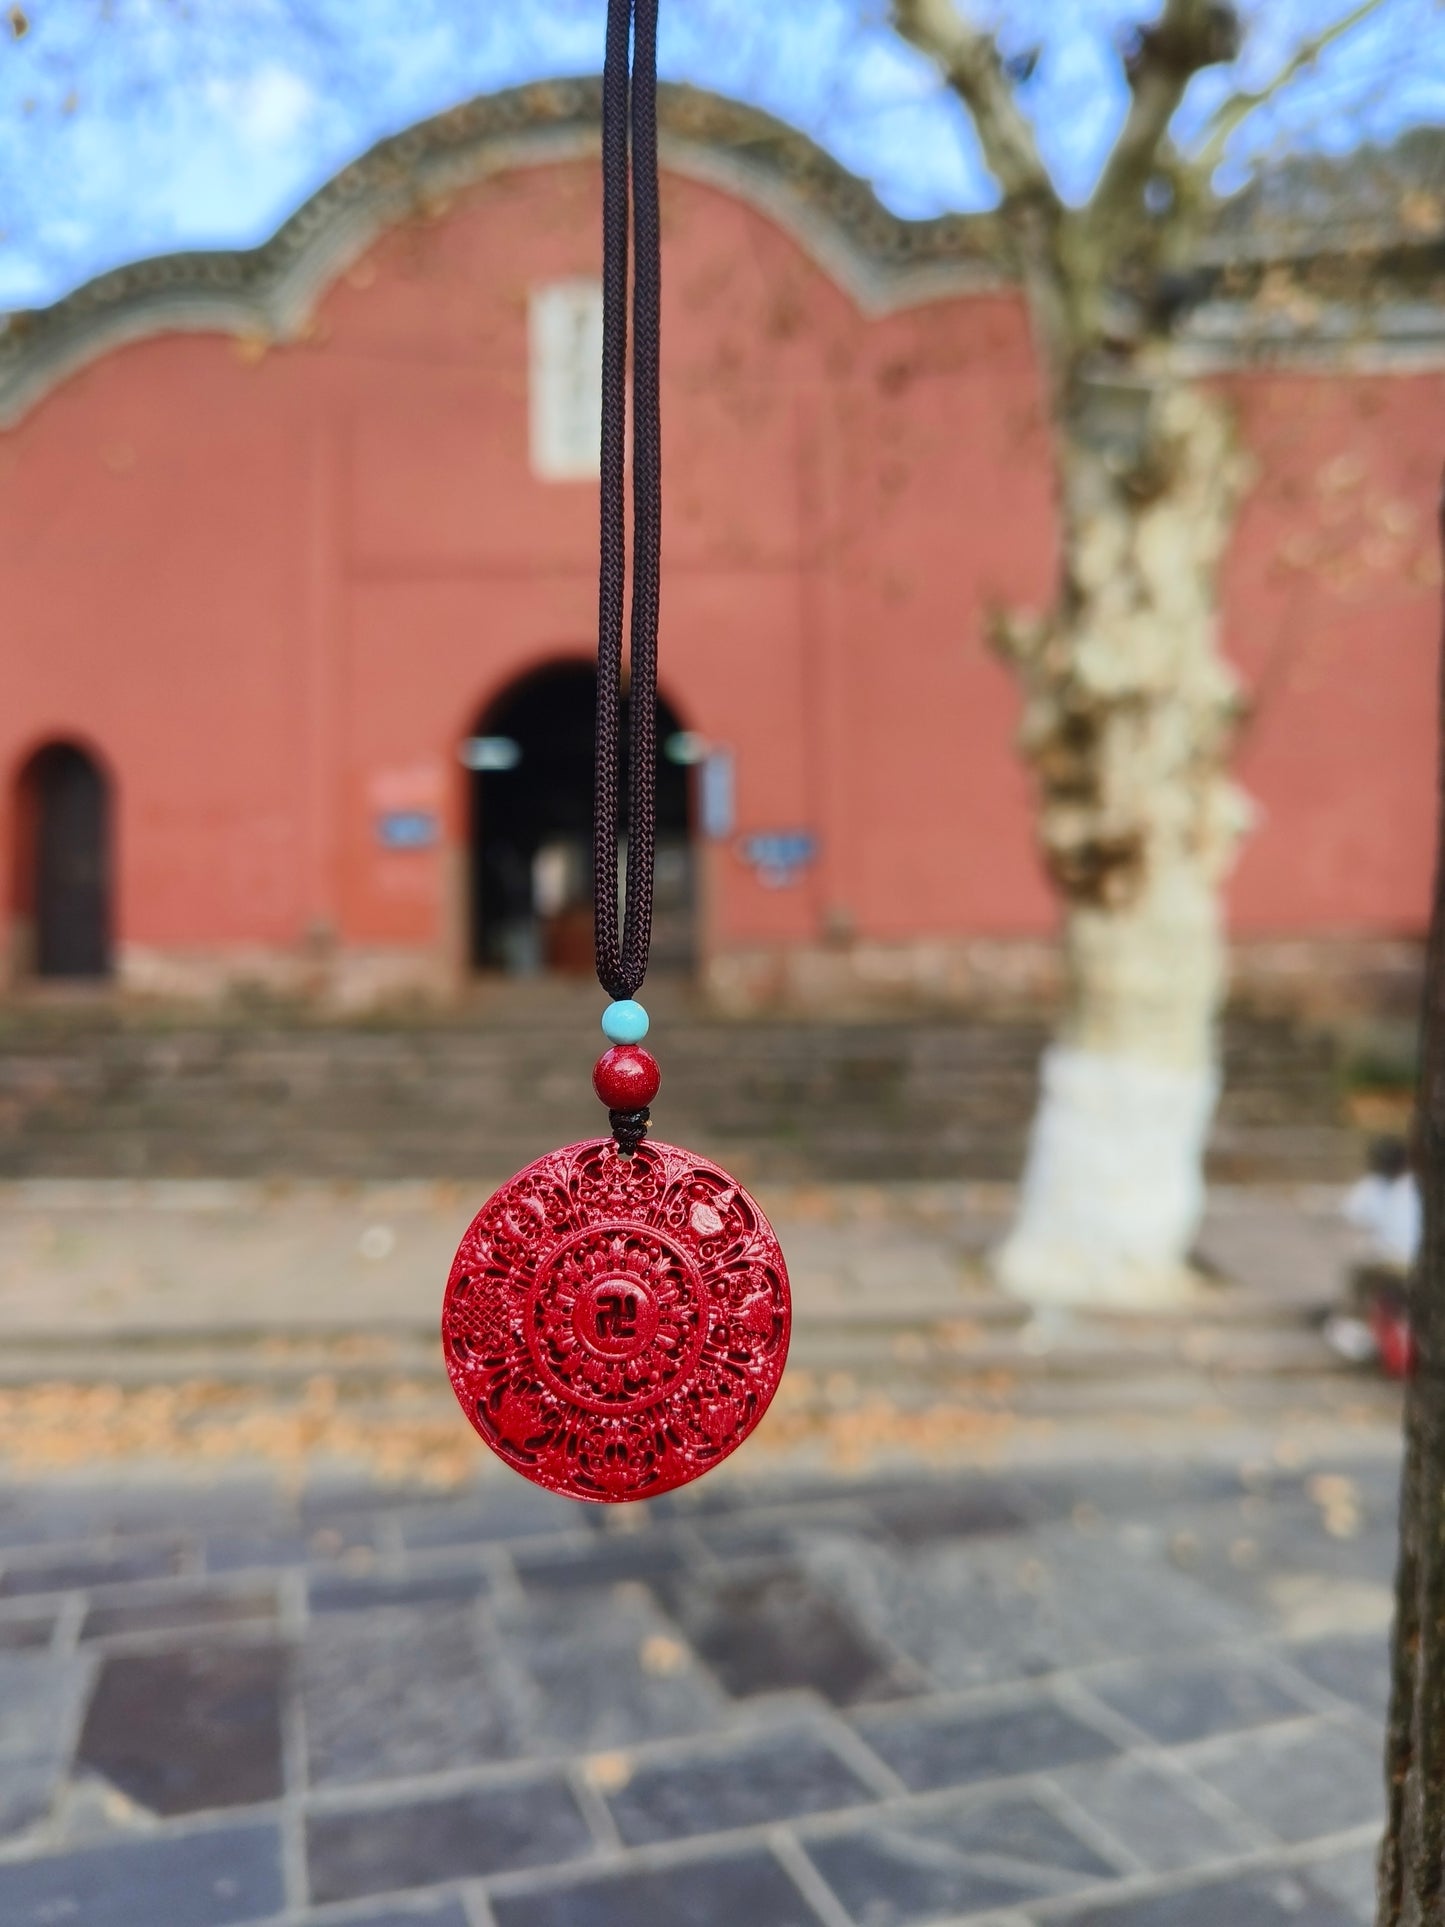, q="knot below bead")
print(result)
[609,1107,651,1155]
